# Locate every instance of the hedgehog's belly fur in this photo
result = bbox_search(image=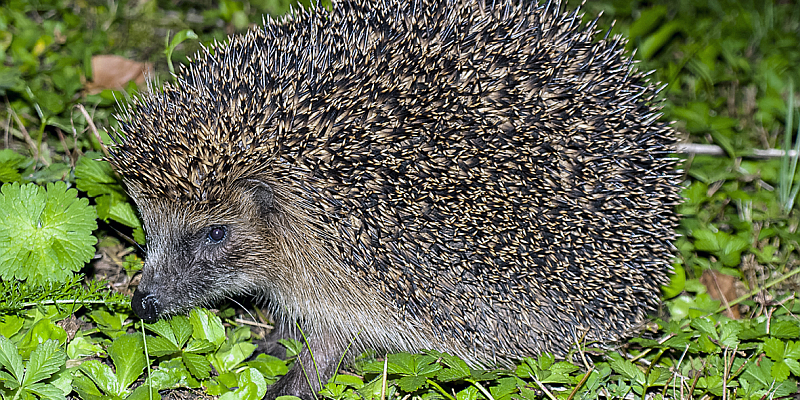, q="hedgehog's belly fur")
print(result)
[111,0,680,395]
